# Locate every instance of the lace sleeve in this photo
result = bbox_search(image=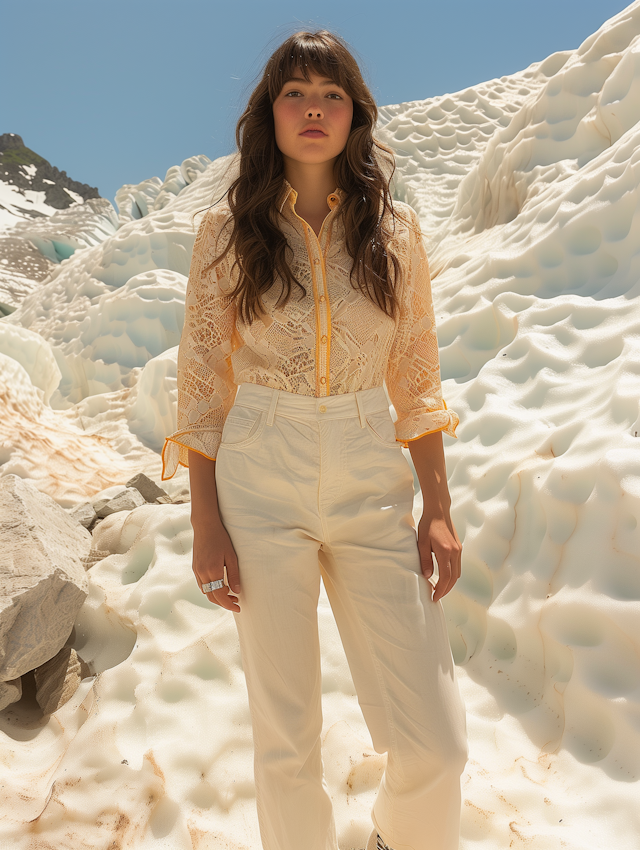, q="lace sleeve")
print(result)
[386,206,459,445]
[161,208,238,479]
